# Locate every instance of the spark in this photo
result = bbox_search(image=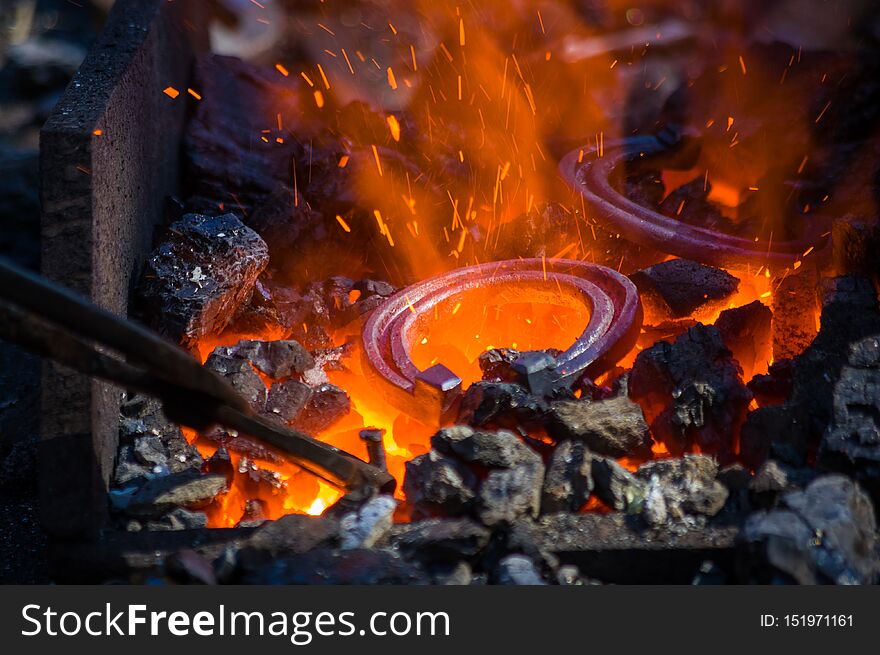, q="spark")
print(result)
[371,145,383,176]
[386,115,401,142]
[335,215,351,233]
[187,88,202,100]
[387,67,398,90]
[275,63,289,77]
[317,63,331,89]
[815,100,831,124]
[341,49,355,75]
[163,87,180,99]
